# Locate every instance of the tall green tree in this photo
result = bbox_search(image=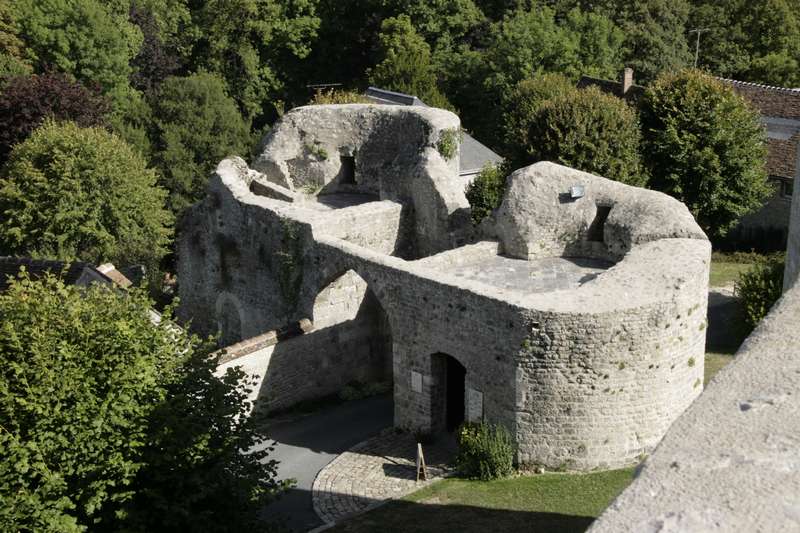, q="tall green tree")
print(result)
[528,86,645,186]
[0,2,31,77]
[149,73,251,217]
[367,14,451,108]
[641,69,771,240]
[0,120,172,270]
[0,273,285,531]
[10,0,142,94]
